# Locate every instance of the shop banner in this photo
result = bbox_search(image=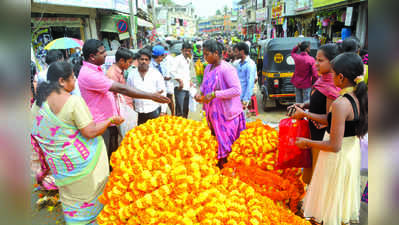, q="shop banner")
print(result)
[296,0,311,11]
[31,17,82,28]
[119,32,130,40]
[114,0,130,13]
[34,0,132,13]
[313,0,346,9]
[33,0,113,10]
[345,6,353,26]
[256,8,267,22]
[272,2,283,19]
